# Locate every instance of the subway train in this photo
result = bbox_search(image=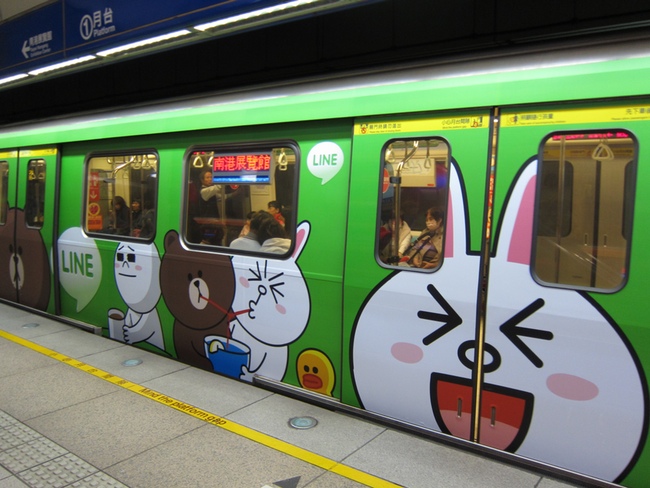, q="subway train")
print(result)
[1,34,649,487]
